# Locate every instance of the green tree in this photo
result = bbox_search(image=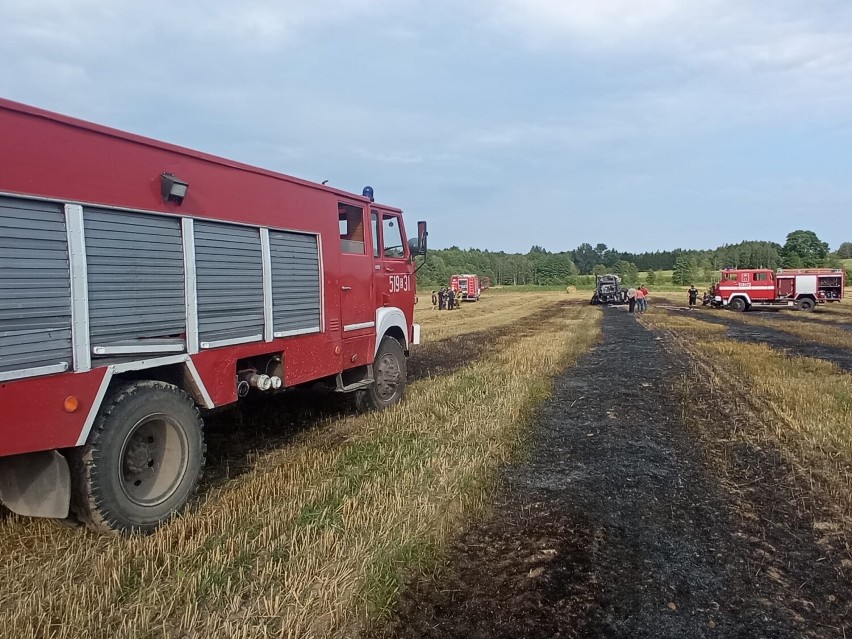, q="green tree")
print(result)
[782,230,829,268]
[646,269,657,285]
[614,260,639,285]
[836,242,852,259]
[573,243,599,274]
[672,256,698,285]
